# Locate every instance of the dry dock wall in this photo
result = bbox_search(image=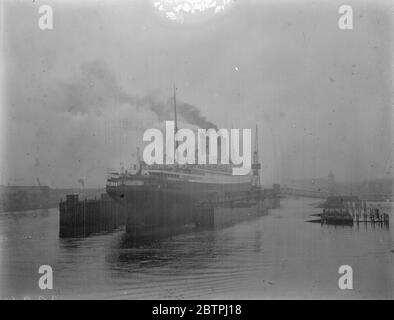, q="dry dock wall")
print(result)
[59,194,125,238]
[60,185,280,240]
[262,197,280,210]
[195,186,280,229]
[200,198,278,229]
